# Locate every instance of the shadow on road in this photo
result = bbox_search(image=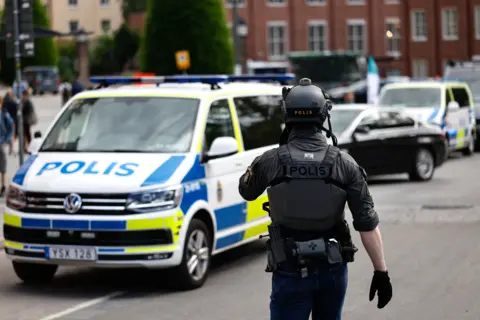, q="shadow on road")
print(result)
[4,240,267,298]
